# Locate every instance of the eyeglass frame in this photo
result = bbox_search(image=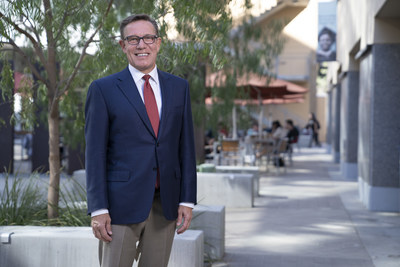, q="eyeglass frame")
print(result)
[123,34,159,45]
